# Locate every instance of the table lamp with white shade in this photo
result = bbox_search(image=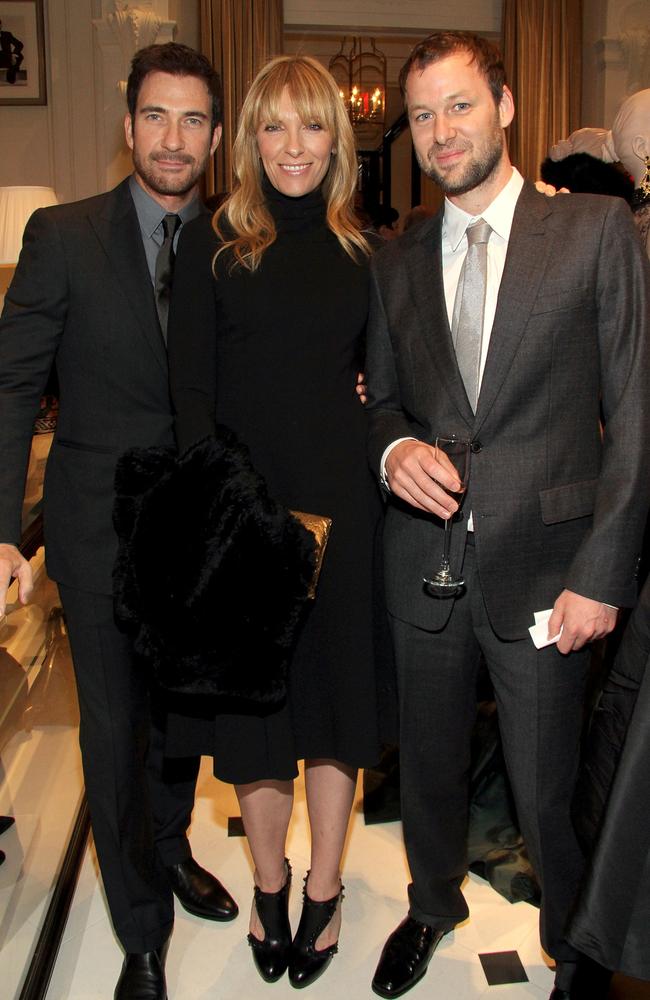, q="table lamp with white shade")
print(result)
[0,186,59,303]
